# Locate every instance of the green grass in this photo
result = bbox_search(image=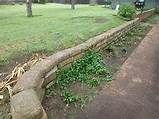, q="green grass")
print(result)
[0,3,124,65]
